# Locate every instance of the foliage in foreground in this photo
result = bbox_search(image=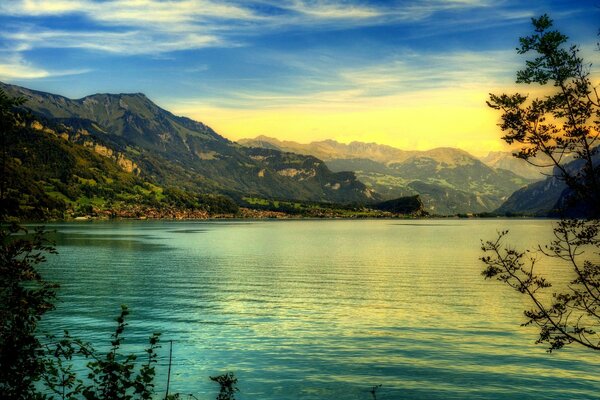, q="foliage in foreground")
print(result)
[42,305,162,400]
[0,232,239,400]
[0,224,58,399]
[1,87,240,399]
[42,305,239,400]
[482,14,600,352]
